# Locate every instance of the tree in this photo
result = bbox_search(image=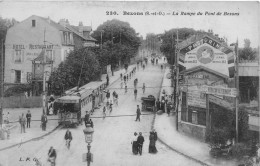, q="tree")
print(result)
[49,48,100,95]
[91,19,141,68]
[238,39,256,60]
[160,28,200,65]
